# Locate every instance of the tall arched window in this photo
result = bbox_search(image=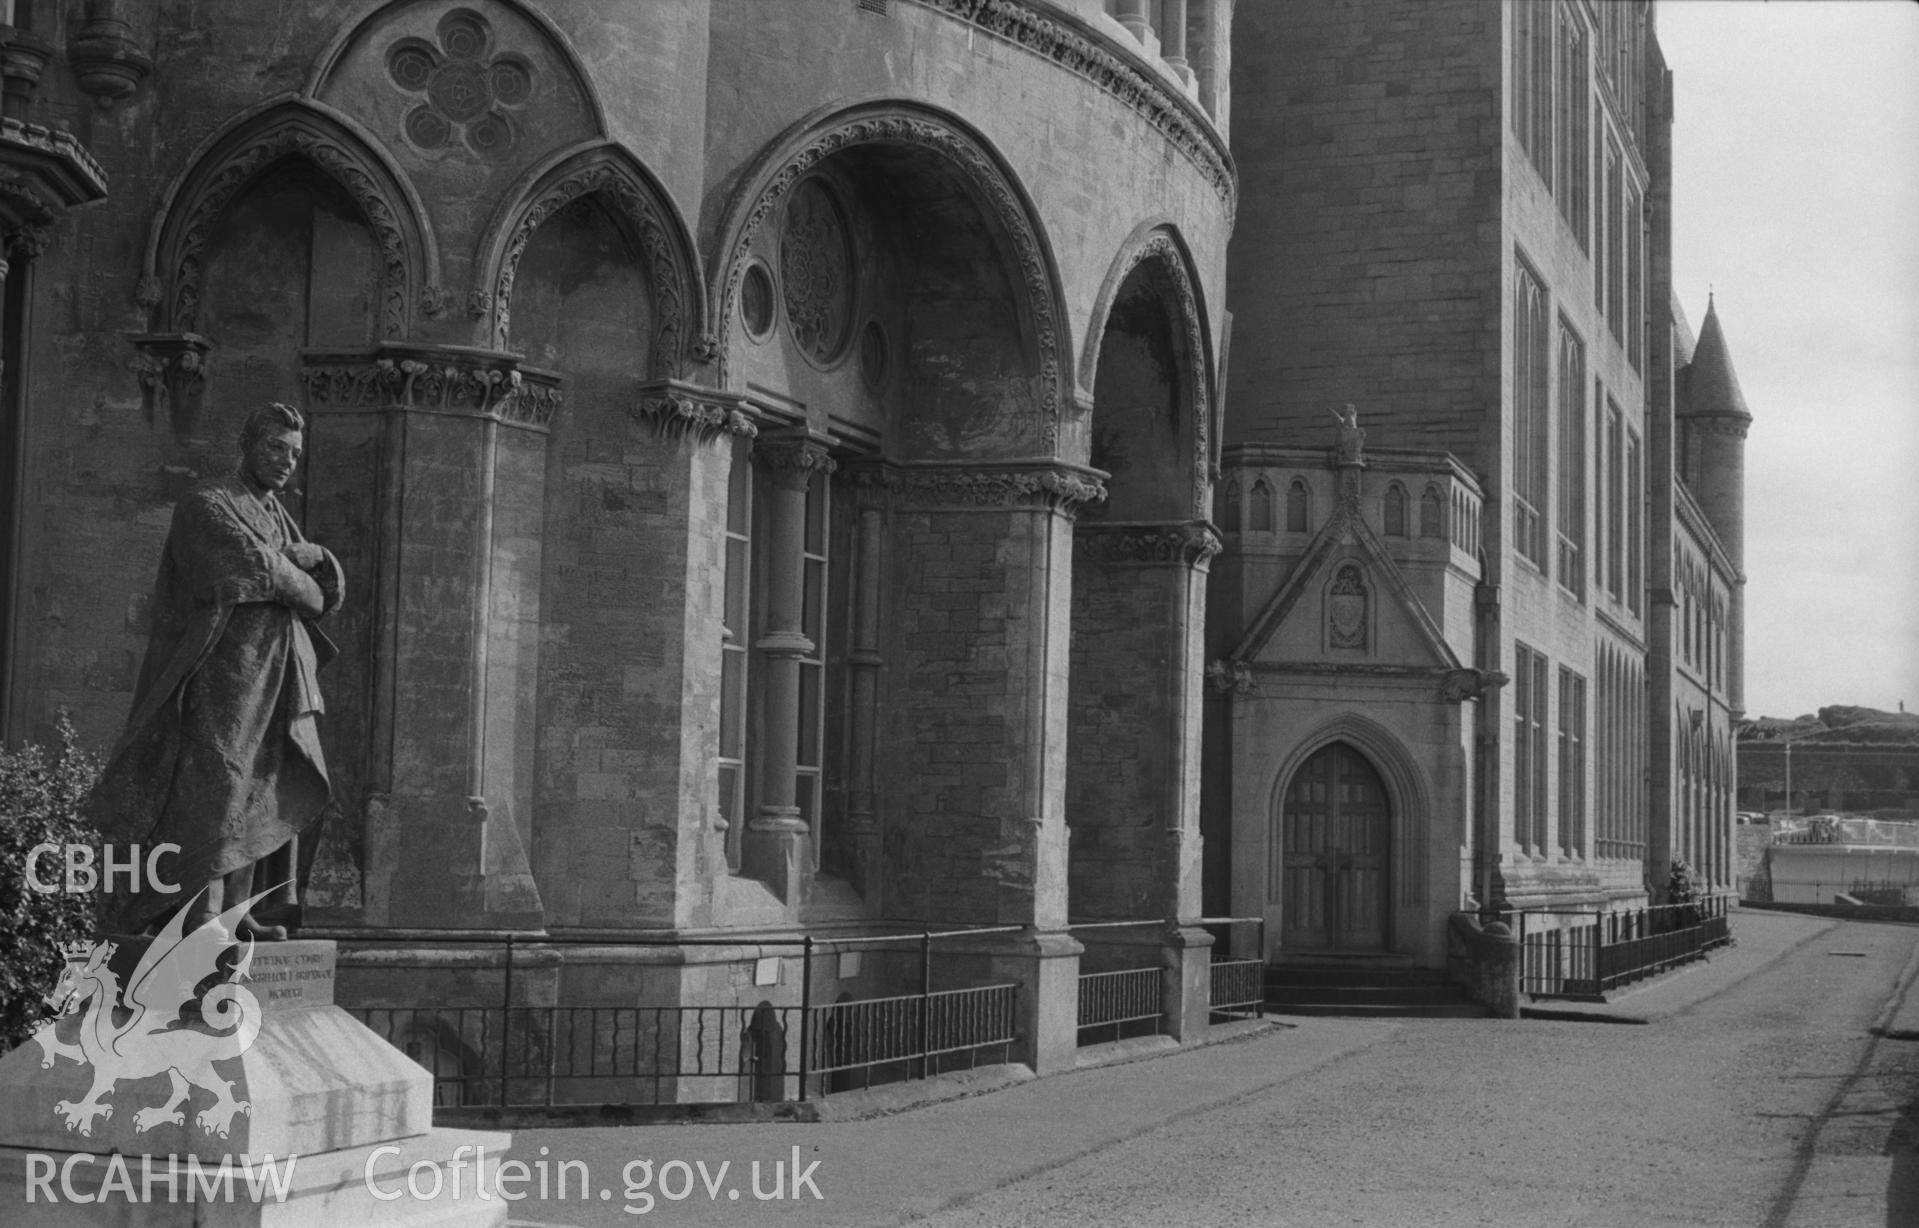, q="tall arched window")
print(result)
[1420,485,1445,538]
[1249,477,1275,532]
[1220,478,1241,532]
[1285,479,1311,533]
[1383,483,1407,537]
